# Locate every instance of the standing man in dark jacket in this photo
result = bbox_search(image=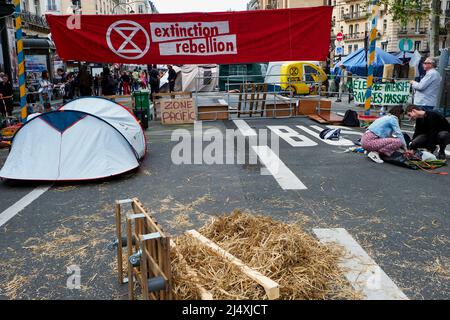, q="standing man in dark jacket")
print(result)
[0,74,14,117]
[406,105,450,160]
[167,65,177,93]
[101,68,116,96]
[149,65,160,102]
